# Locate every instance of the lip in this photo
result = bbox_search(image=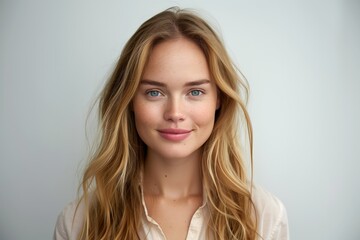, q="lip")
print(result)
[157,128,192,141]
